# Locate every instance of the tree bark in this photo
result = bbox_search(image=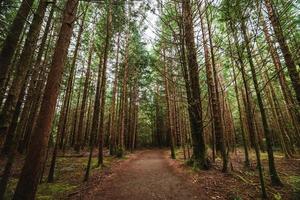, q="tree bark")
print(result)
[182,0,208,169]
[84,52,103,181]
[0,0,35,96]
[162,47,176,159]
[109,31,121,155]
[13,0,79,198]
[228,19,267,198]
[75,46,92,152]
[264,0,300,106]
[0,0,48,144]
[119,17,130,156]
[200,3,227,172]
[240,18,282,186]
[98,0,112,165]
